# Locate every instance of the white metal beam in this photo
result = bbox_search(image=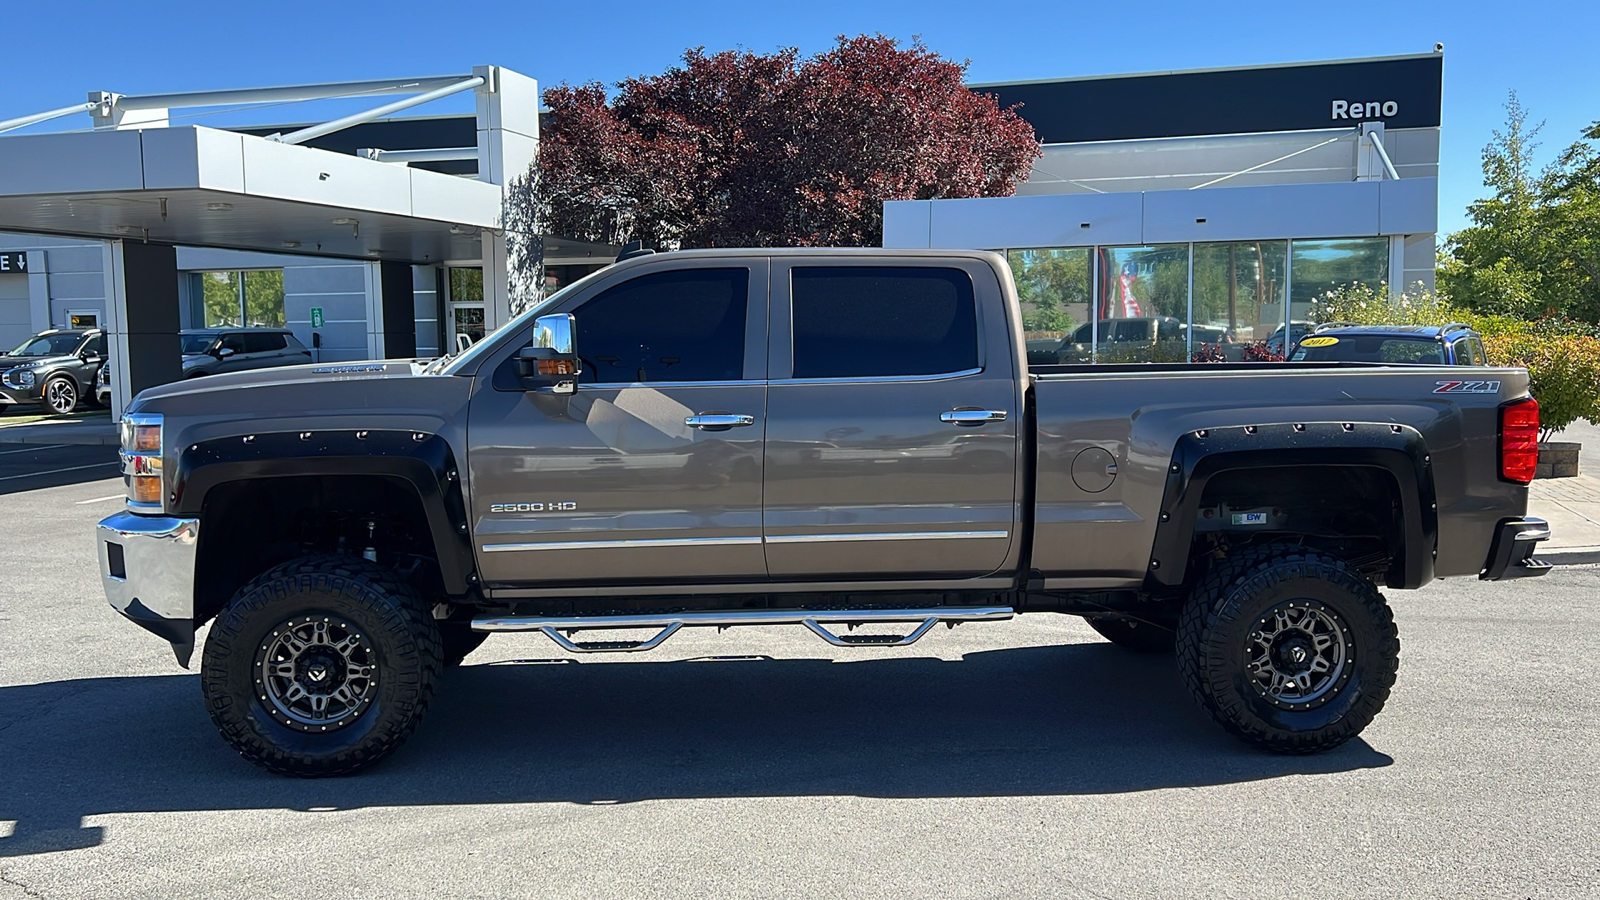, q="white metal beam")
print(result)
[0,101,96,135]
[115,75,476,111]
[358,147,479,163]
[272,77,485,146]
[1366,130,1402,181]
